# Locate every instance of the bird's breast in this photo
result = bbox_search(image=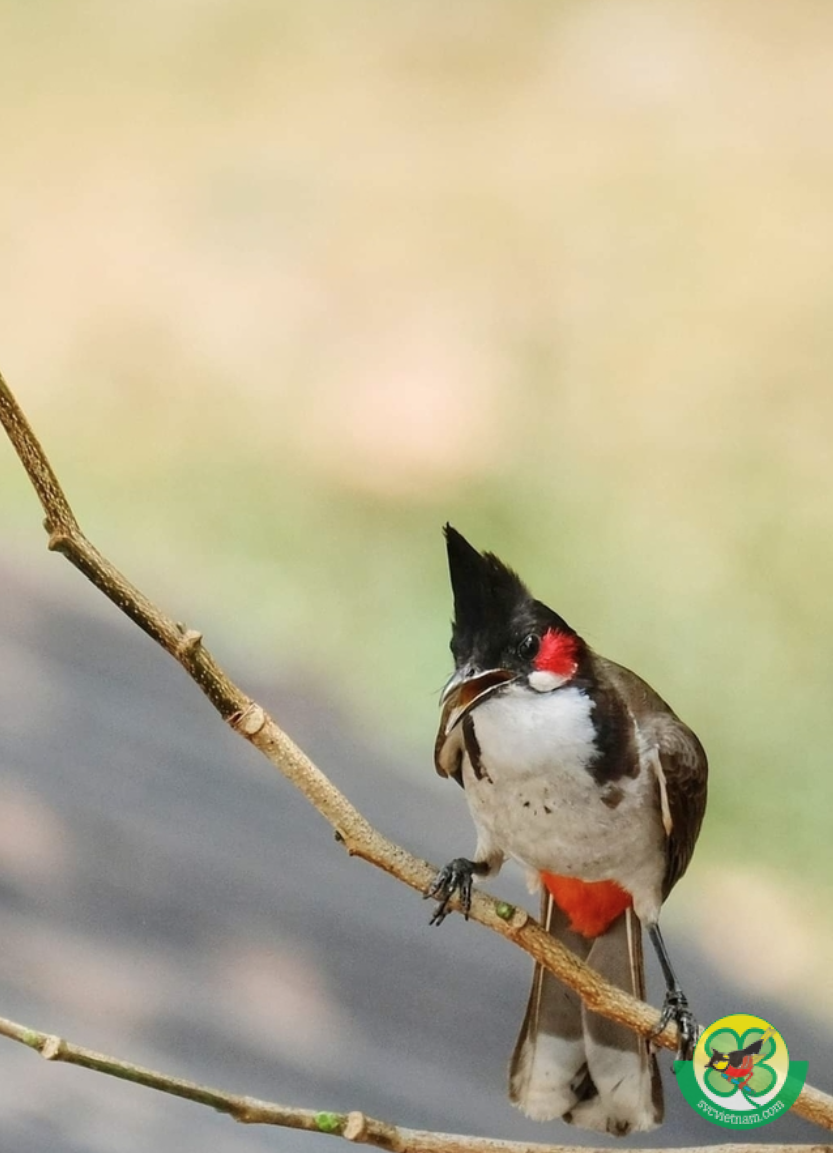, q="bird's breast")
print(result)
[457,683,665,903]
